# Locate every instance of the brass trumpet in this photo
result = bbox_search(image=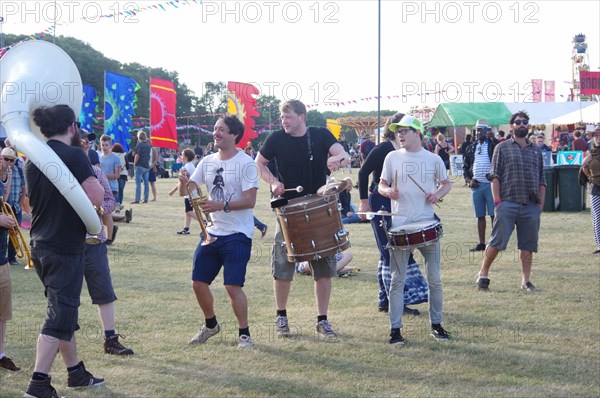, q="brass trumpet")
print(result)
[0,197,34,269]
[186,181,216,245]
